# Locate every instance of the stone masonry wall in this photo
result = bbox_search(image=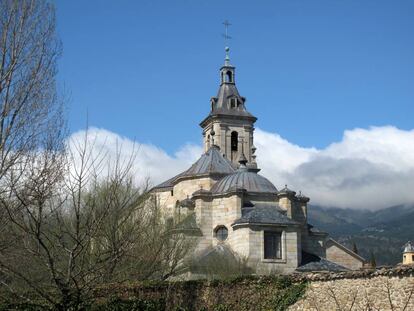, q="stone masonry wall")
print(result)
[154,177,216,220]
[93,266,414,311]
[289,266,414,311]
[326,240,364,270]
[247,227,300,274]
